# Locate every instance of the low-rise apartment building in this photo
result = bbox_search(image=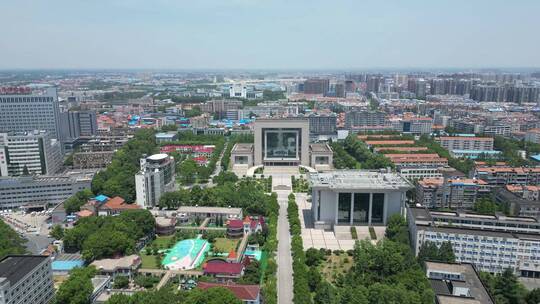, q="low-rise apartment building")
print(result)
[416,178,490,210]
[436,136,494,151]
[473,167,540,186]
[408,206,540,276]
